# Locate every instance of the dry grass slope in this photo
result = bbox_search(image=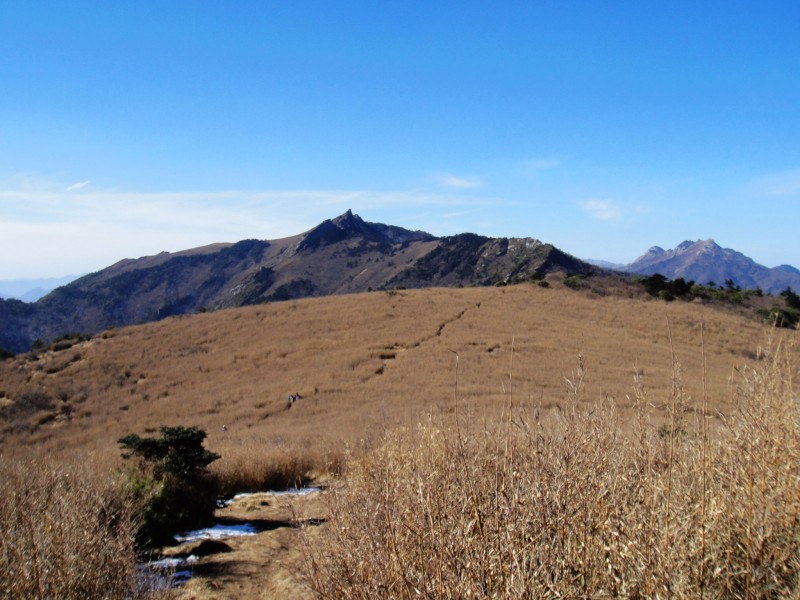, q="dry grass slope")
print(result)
[0,282,795,598]
[0,283,773,470]
[308,338,800,598]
